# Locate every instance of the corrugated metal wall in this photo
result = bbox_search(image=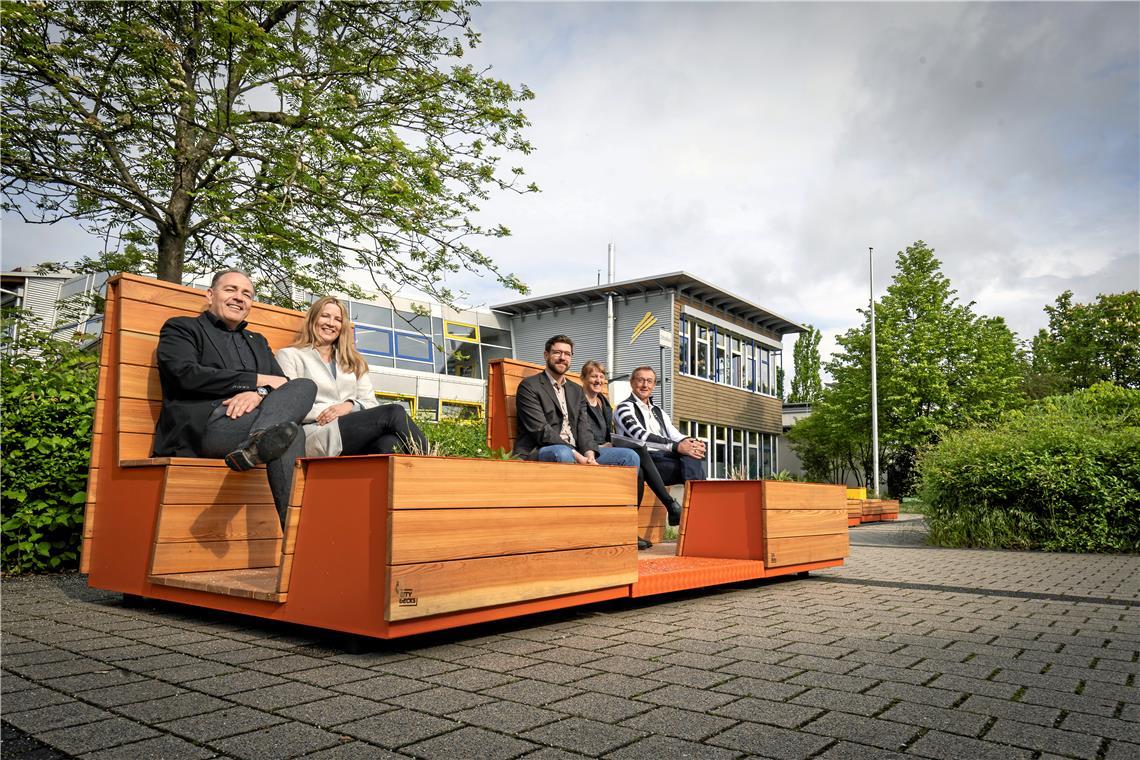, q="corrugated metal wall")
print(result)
[505,291,676,415]
[23,279,63,328]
